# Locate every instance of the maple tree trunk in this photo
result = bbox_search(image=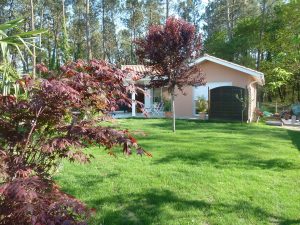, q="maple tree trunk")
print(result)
[171,90,175,133]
